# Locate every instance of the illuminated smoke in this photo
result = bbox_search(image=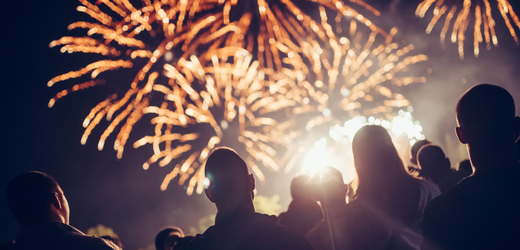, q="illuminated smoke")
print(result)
[300,111,425,182]
[280,31,428,176]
